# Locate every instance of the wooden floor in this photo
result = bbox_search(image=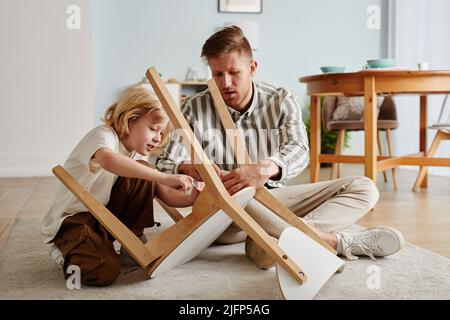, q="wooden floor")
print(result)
[1,165,449,258]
